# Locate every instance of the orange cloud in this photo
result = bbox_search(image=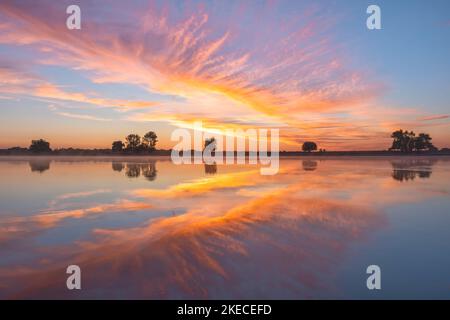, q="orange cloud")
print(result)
[0,199,153,231]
